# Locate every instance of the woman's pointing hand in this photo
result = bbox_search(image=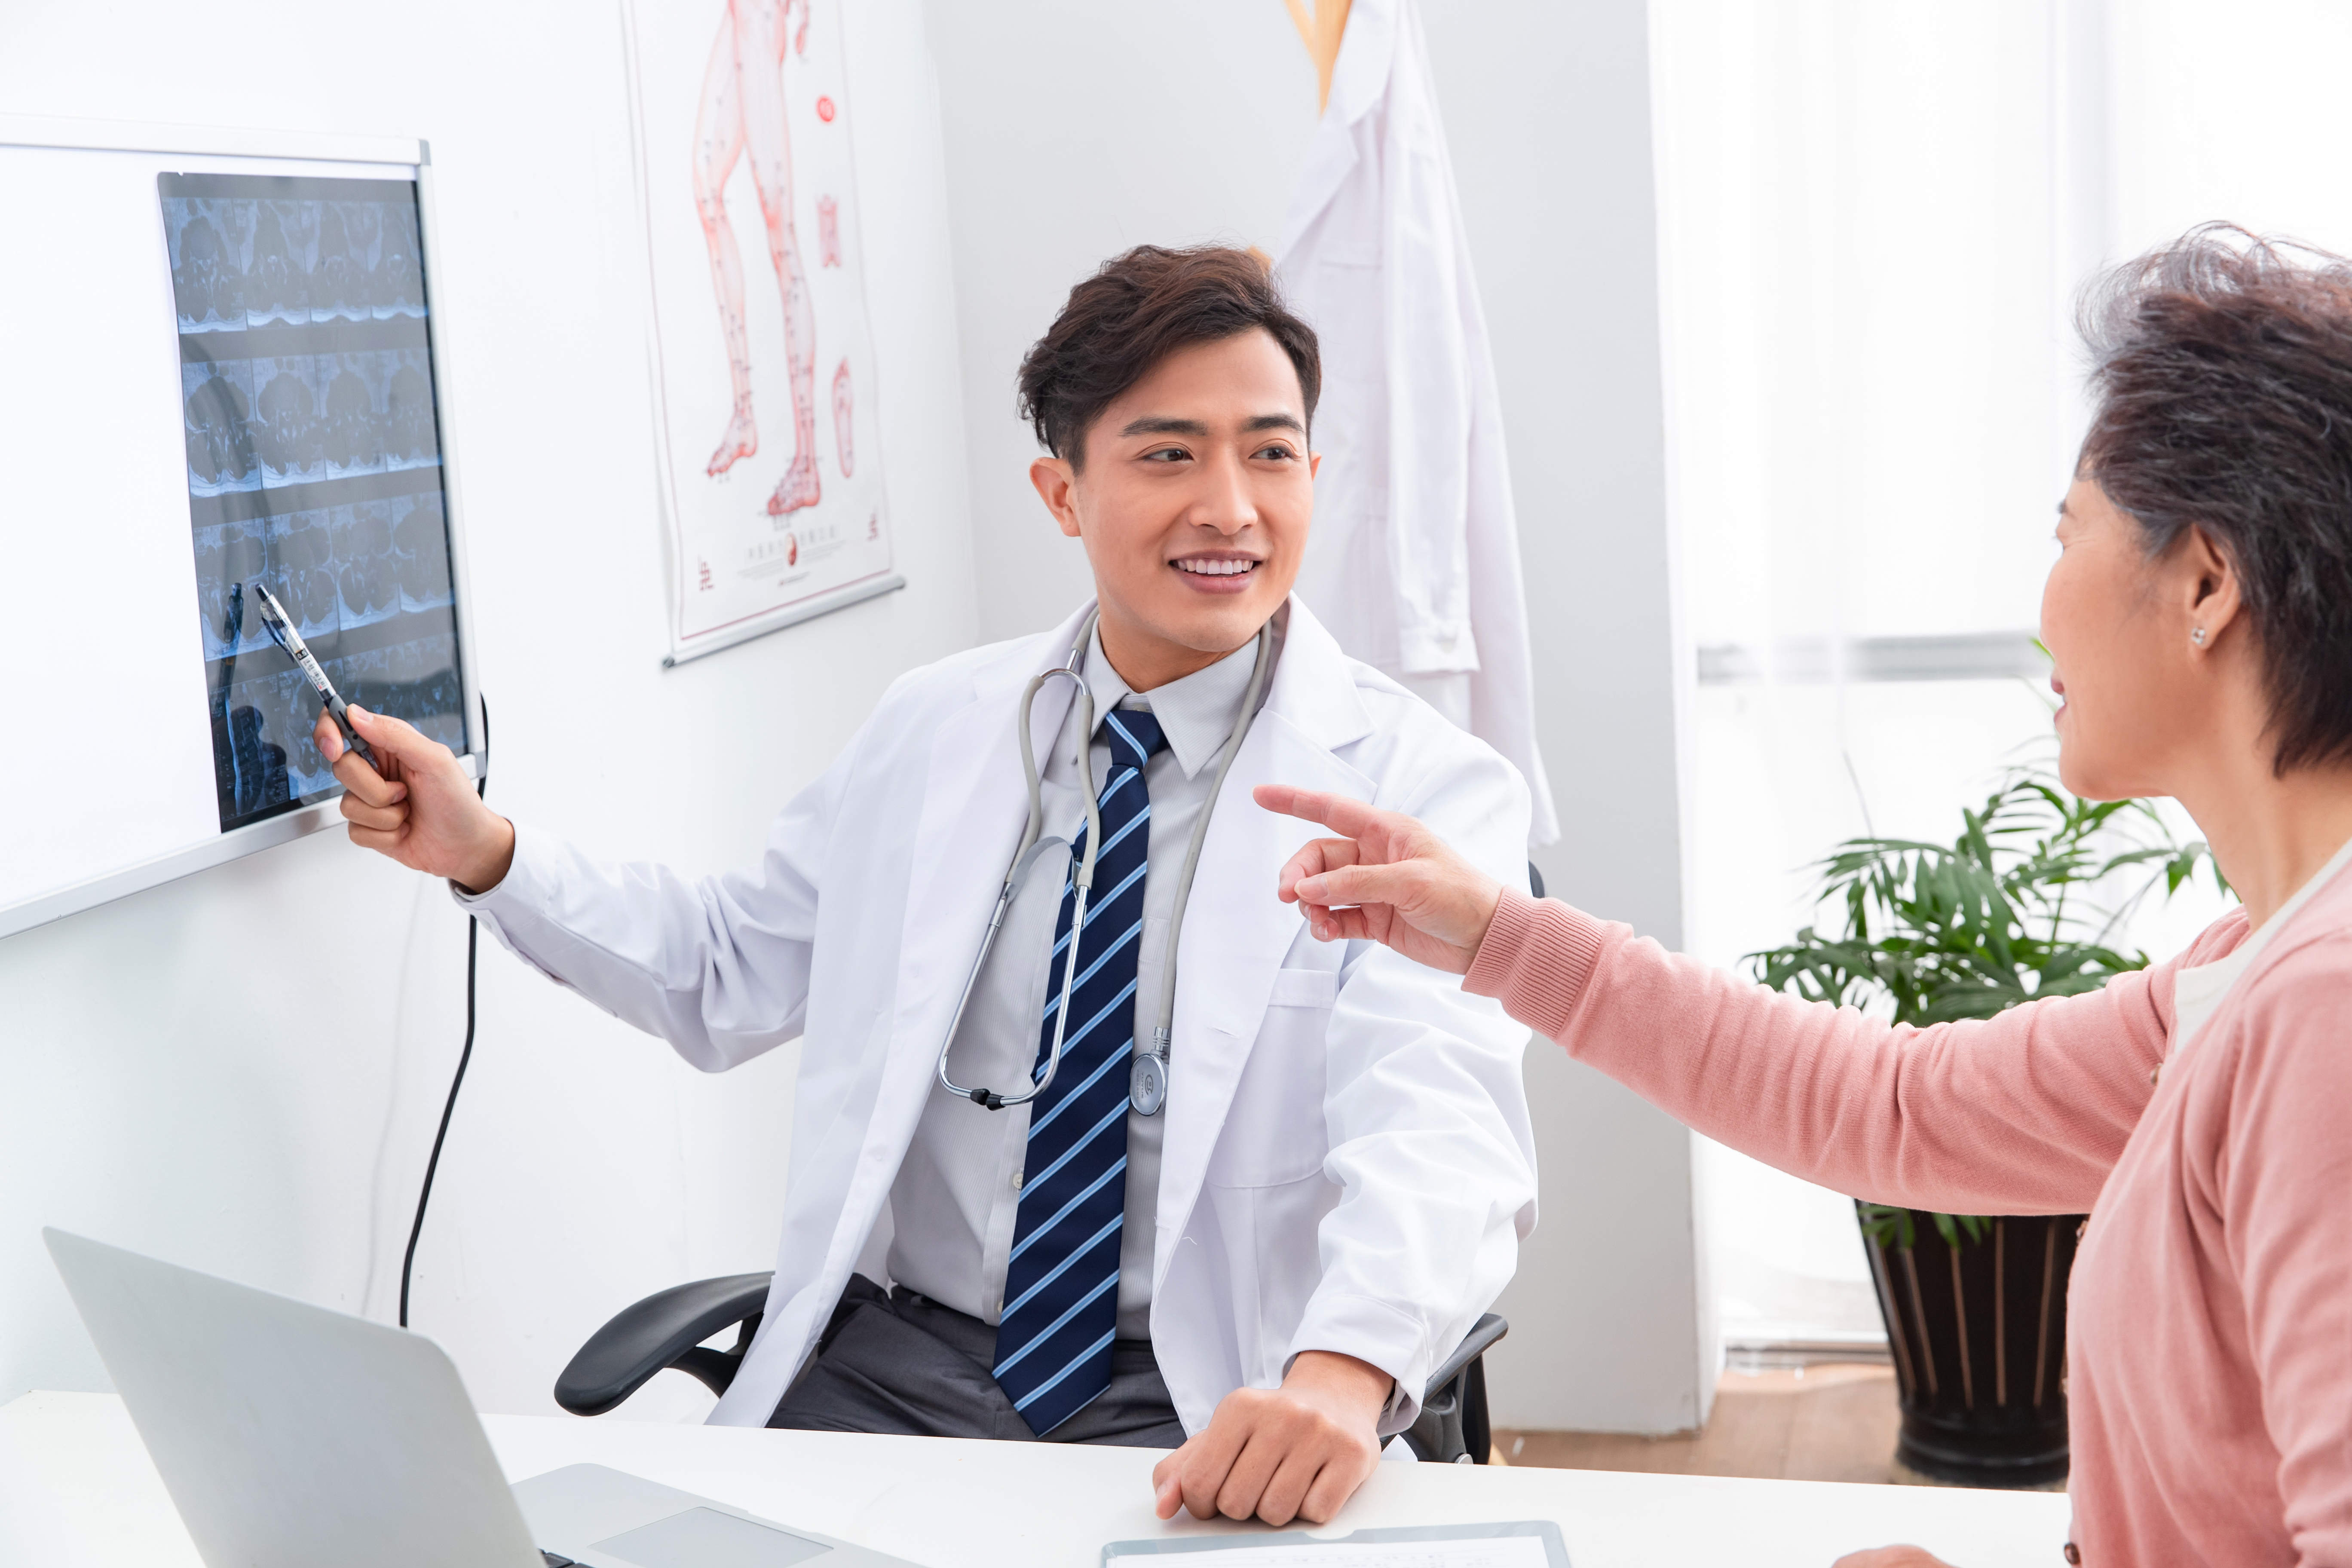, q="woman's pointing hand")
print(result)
[1252,784,1509,976]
